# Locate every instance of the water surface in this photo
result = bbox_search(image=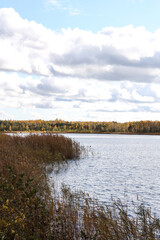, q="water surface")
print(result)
[50,133,160,216]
